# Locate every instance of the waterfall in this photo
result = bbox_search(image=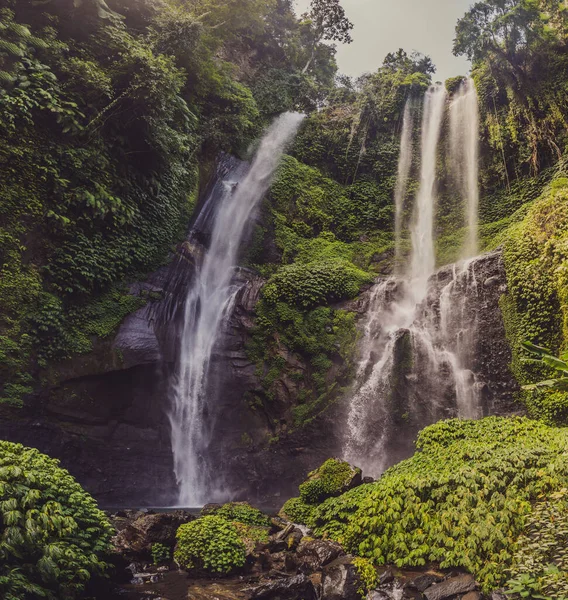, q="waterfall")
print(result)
[410,84,447,297]
[170,112,304,506]
[394,99,414,269]
[344,82,484,477]
[449,78,480,257]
